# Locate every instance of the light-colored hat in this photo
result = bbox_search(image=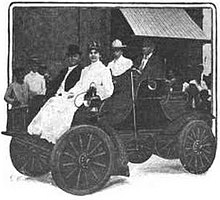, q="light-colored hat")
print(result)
[112,39,127,48]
